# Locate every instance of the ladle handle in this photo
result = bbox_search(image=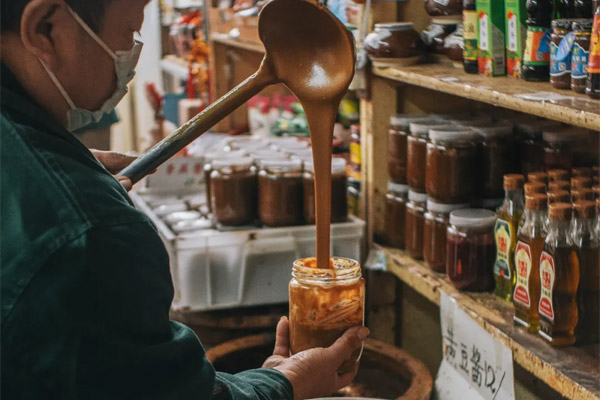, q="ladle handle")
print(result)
[119,68,274,184]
